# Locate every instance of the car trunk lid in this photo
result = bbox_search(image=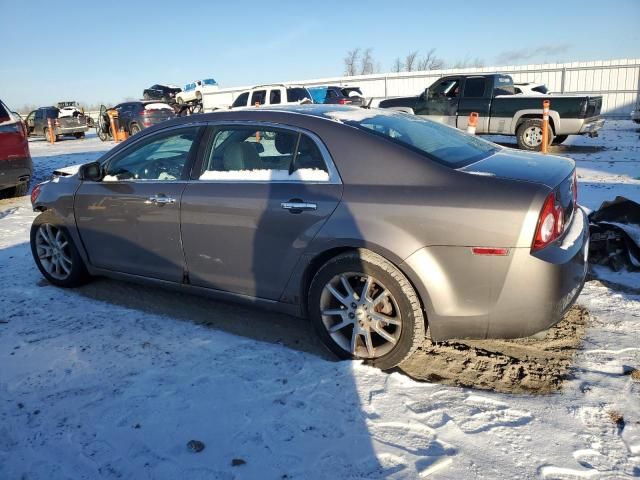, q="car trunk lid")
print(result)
[460,149,577,227]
